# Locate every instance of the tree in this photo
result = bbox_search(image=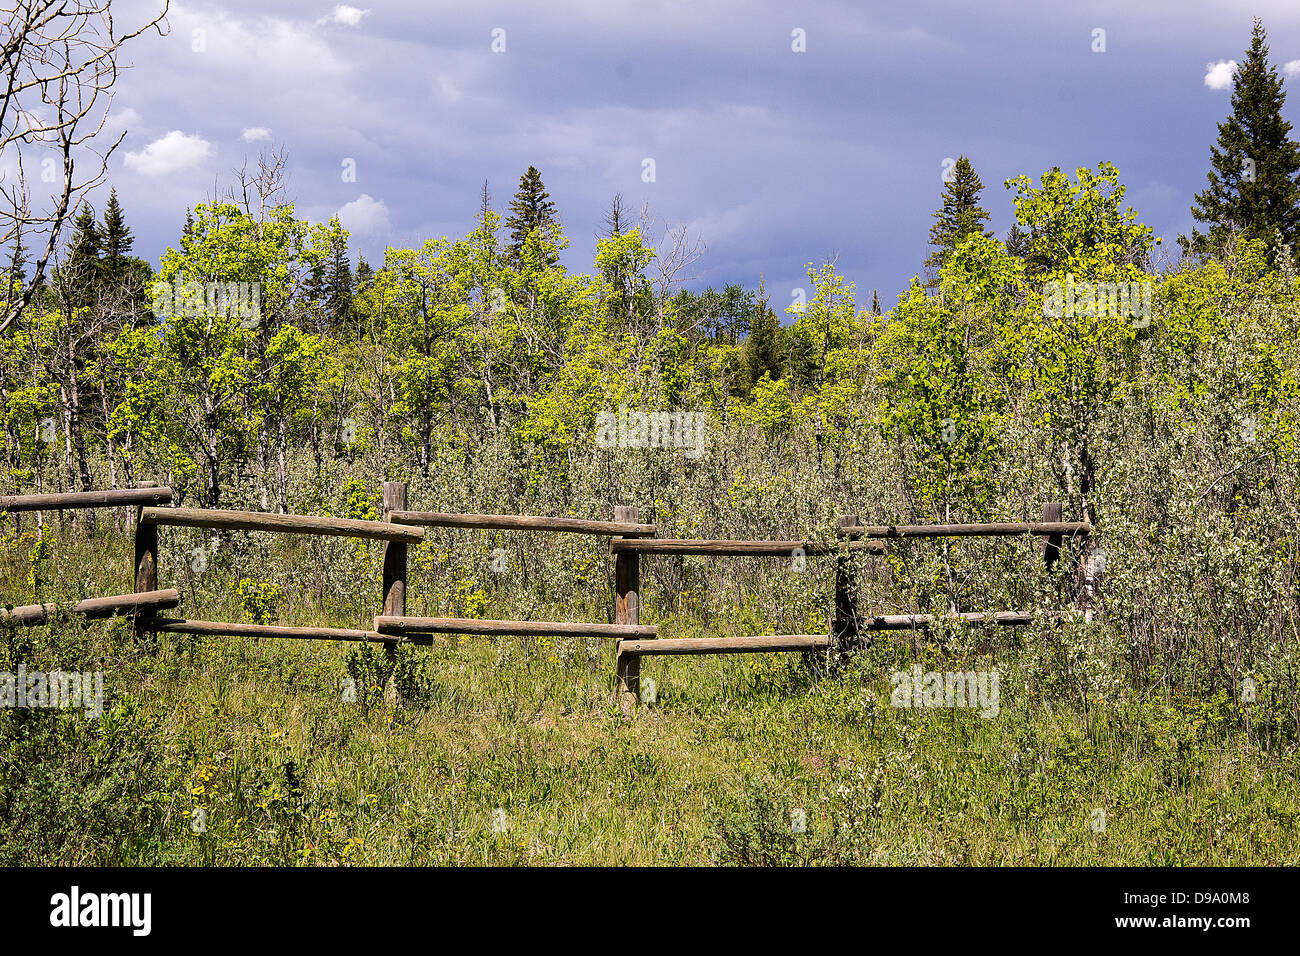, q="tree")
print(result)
[325,229,353,330]
[64,203,102,308]
[98,187,152,315]
[924,156,992,279]
[505,166,559,264]
[1004,222,1031,260]
[742,296,784,390]
[601,192,627,238]
[1184,19,1300,258]
[0,1,170,336]
[871,289,882,315]
[101,189,131,267]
